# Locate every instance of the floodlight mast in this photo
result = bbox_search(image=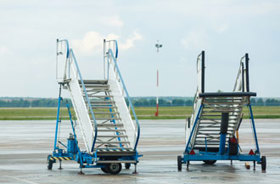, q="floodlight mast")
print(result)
[155,40,162,117]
